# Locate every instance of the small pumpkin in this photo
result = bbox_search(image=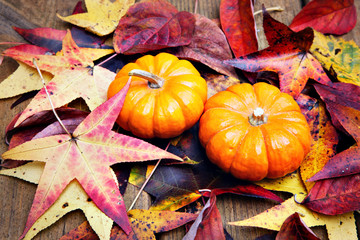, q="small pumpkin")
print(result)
[199,82,311,181]
[107,52,207,139]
